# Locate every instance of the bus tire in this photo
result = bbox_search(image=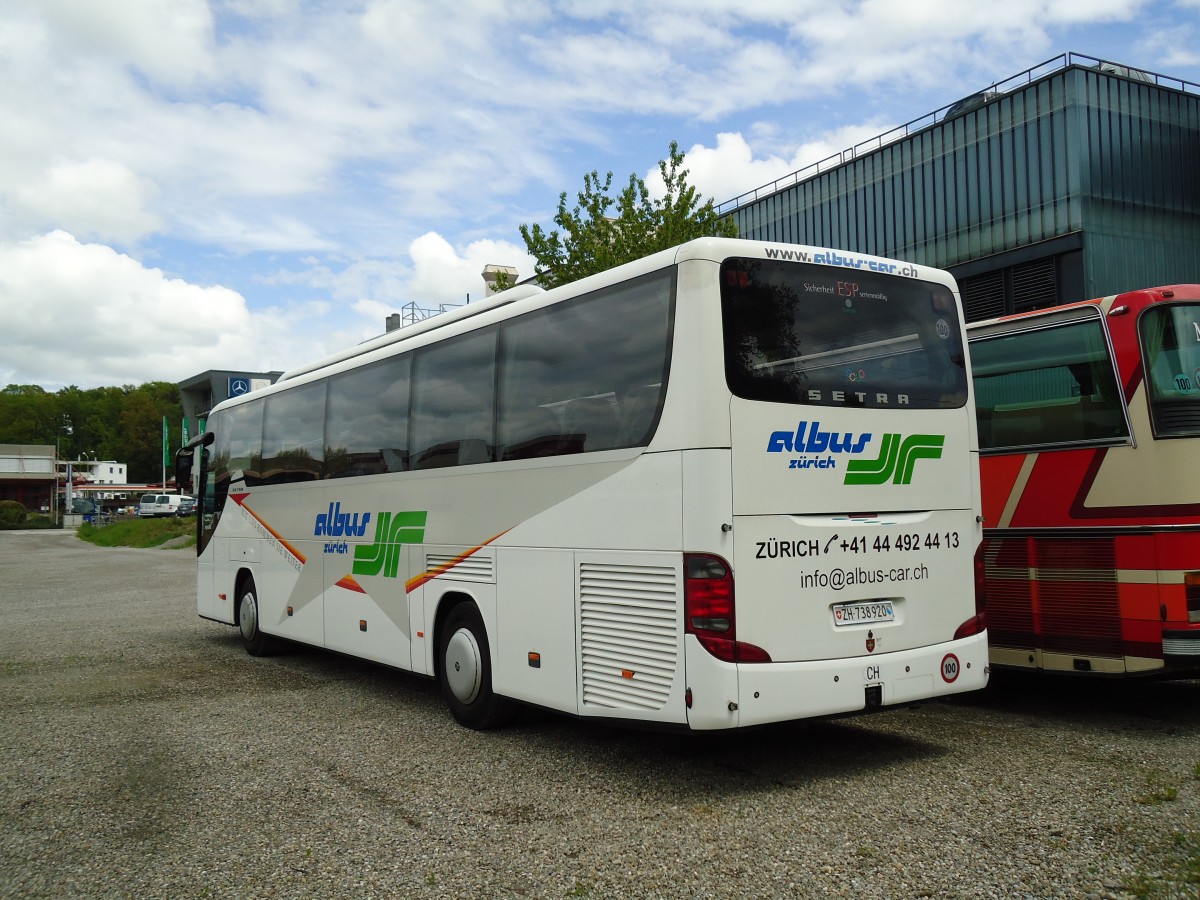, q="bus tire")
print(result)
[437,602,514,730]
[237,576,277,657]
